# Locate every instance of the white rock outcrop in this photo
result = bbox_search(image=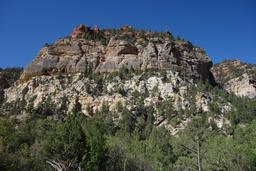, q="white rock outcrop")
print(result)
[225,73,256,98]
